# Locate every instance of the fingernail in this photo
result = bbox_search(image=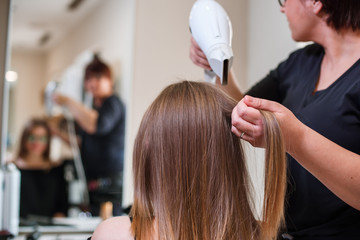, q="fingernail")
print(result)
[245,95,253,102]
